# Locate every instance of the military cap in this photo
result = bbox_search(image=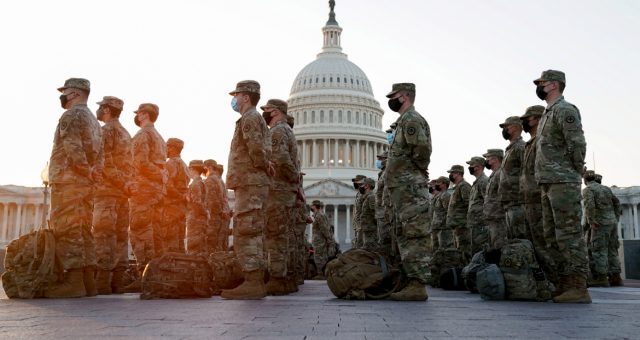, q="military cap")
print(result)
[377,151,388,159]
[311,200,324,207]
[386,83,415,98]
[166,138,184,149]
[189,159,204,169]
[204,159,217,168]
[533,70,566,85]
[483,148,504,159]
[583,169,596,179]
[57,78,90,92]
[300,171,306,176]
[466,156,486,167]
[499,116,523,128]
[260,99,288,114]
[435,176,450,185]
[96,96,124,111]
[520,105,545,119]
[385,128,393,134]
[134,103,159,121]
[446,165,465,174]
[229,80,260,95]
[363,177,376,188]
[390,122,398,129]
[351,174,366,183]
